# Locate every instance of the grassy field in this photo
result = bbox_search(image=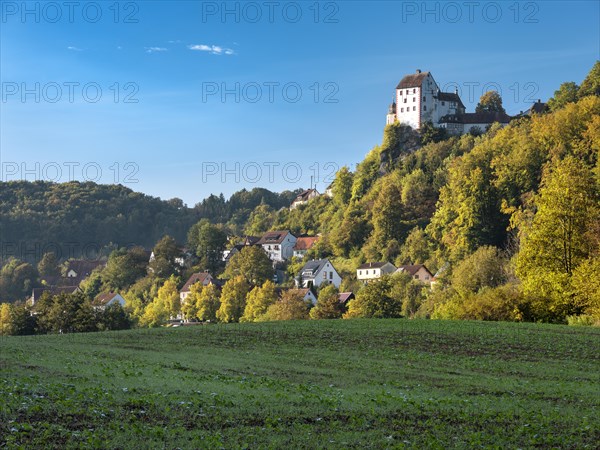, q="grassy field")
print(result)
[1,320,599,449]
